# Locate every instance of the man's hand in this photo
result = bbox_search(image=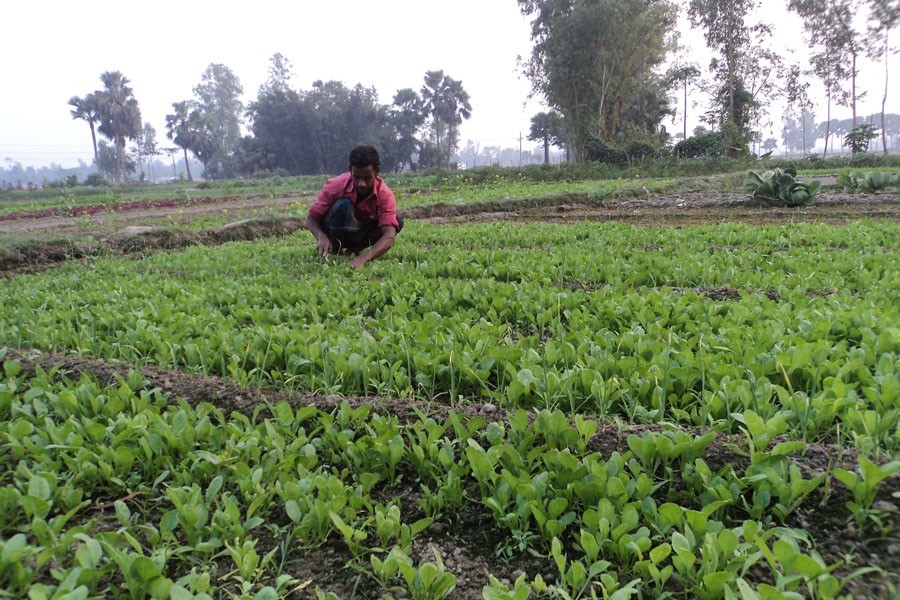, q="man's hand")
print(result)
[307,214,333,258]
[347,226,396,269]
[348,255,367,269]
[317,234,333,257]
